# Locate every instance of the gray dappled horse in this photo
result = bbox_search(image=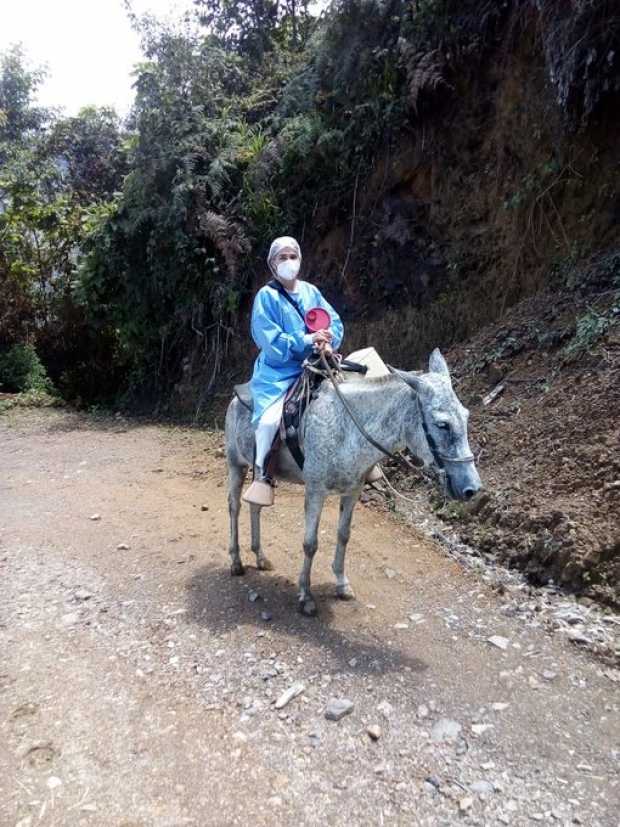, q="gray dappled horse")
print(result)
[225,349,482,616]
